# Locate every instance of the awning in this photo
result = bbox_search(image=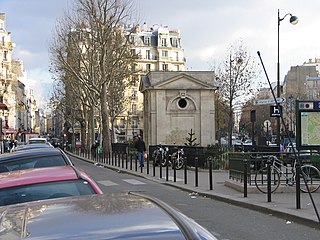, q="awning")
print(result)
[0,103,8,110]
[3,128,16,134]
